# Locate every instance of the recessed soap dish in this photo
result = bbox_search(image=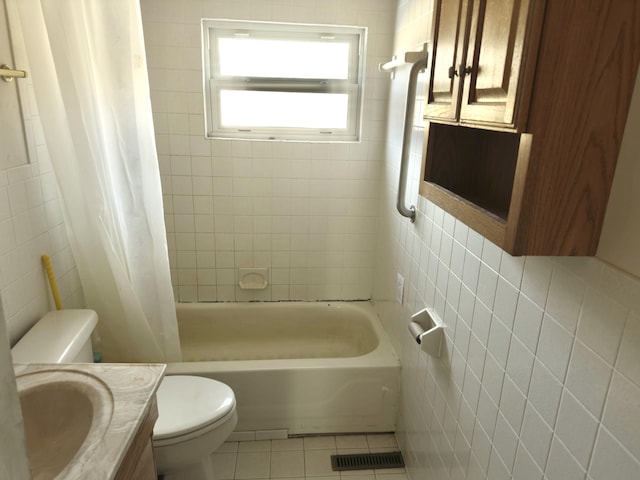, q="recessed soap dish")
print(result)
[238,268,269,290]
